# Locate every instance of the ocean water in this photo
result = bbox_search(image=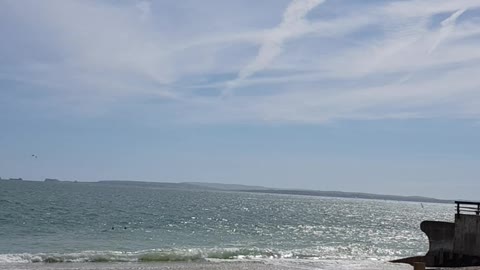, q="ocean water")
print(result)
[0,181,452,270]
